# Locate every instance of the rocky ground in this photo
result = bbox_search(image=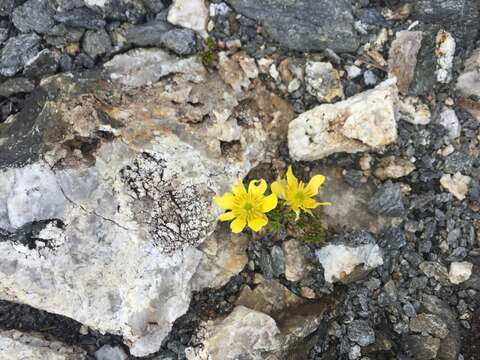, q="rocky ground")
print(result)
[0,0,479,359]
